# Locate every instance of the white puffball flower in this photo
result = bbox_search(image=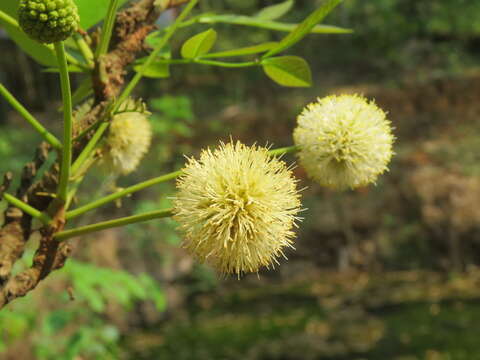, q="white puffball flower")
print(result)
[293,94,394,189]
[101,111,152,175]
[172,141,302,275]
